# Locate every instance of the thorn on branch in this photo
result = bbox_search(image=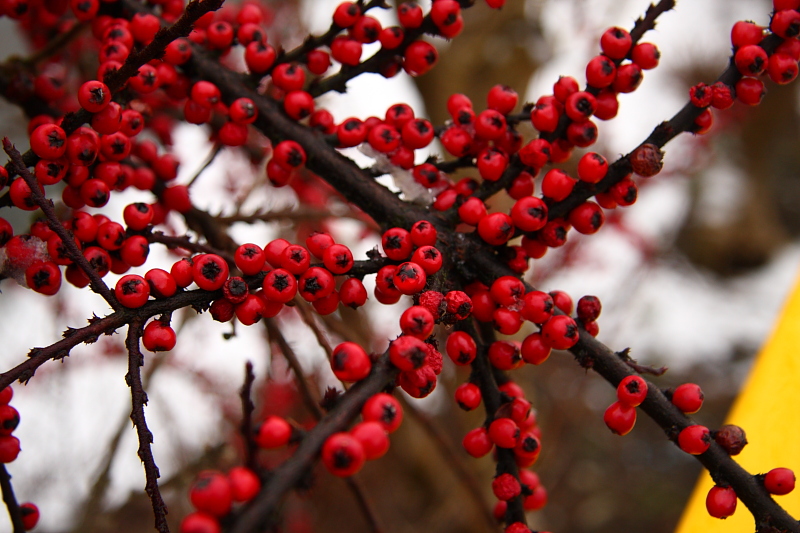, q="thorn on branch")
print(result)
[617,348,668,376]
